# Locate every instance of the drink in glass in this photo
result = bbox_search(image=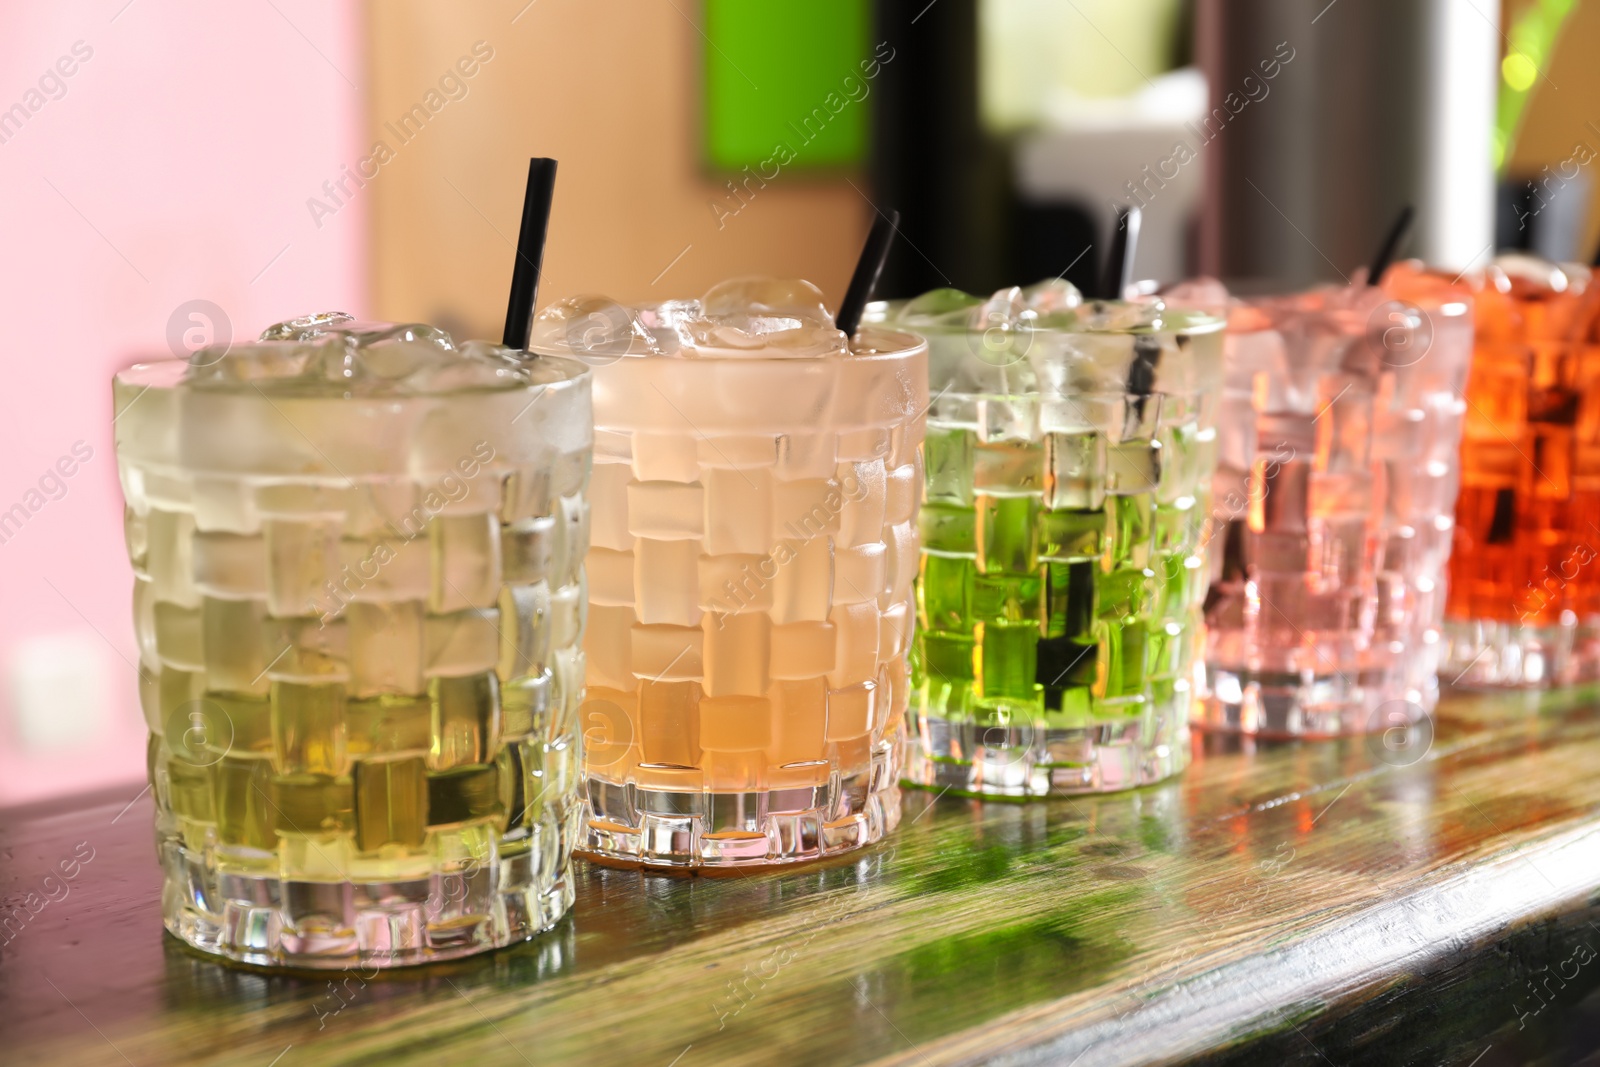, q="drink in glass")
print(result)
[1443,255,1600,686]
[1197,275,1472,735]
[878,282,1225,796]
[533,278,928,868]
[114,313,592,967]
